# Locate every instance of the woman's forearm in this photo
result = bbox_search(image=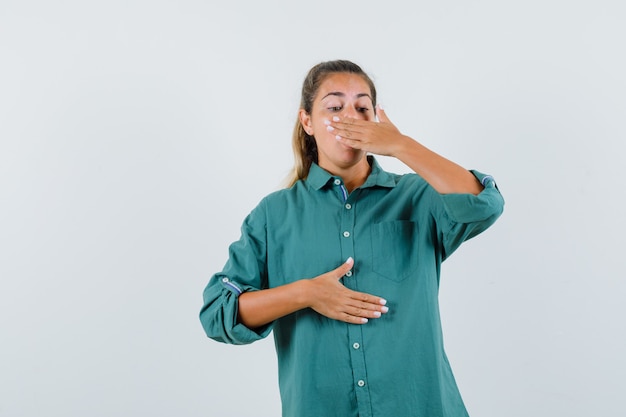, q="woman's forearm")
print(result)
[237,280,310,329]
[395,135,483,195]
